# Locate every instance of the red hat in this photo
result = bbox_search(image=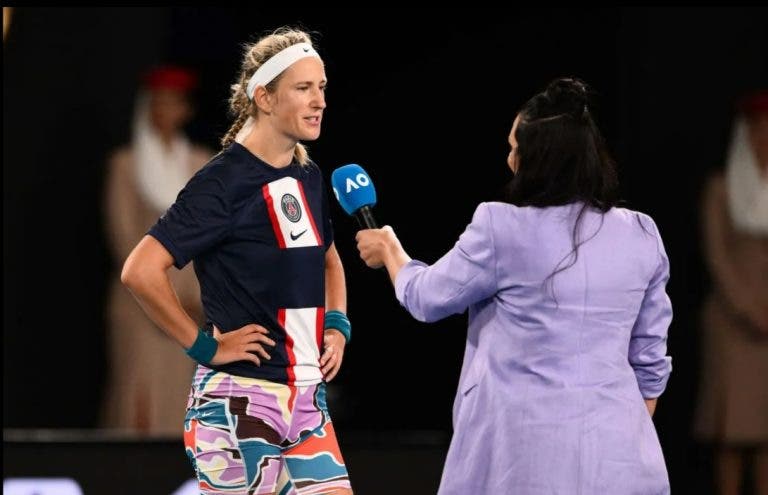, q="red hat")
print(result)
[738,90,768,116]
[143,66,198,92]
